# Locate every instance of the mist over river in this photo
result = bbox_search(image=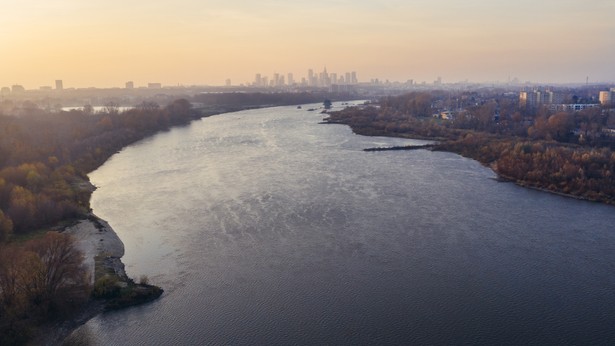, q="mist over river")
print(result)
[68,103,615,345]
